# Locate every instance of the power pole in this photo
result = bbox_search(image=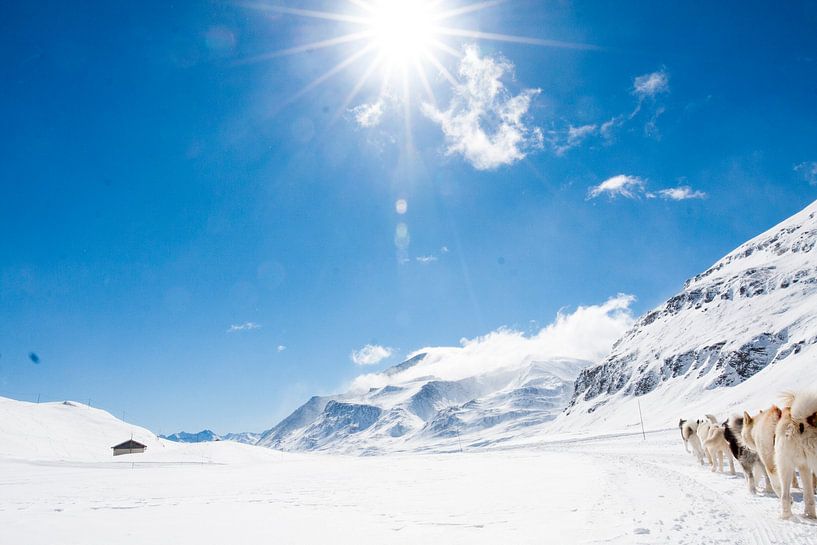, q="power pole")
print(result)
[637,398,646,441]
